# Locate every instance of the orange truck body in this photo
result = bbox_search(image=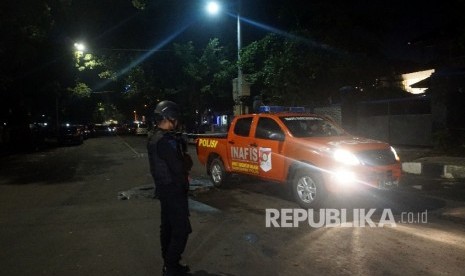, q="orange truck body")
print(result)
[196,112,402,207]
